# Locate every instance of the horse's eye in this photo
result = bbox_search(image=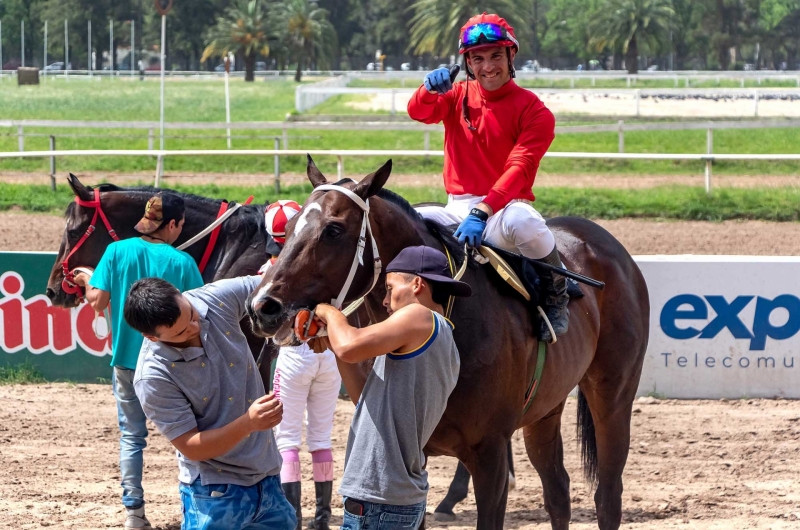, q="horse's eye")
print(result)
[323,225,344,240]
[67,228,82,240]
